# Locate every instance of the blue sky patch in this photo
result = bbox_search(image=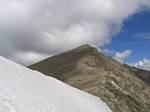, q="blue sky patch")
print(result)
[104,10,150,64]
